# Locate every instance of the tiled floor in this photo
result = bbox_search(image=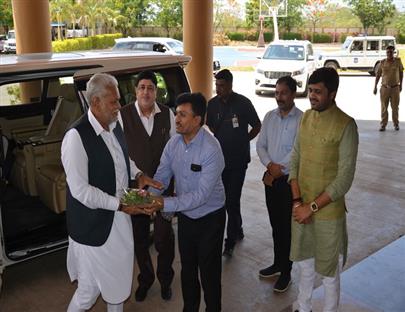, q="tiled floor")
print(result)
[0,120,404,312]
